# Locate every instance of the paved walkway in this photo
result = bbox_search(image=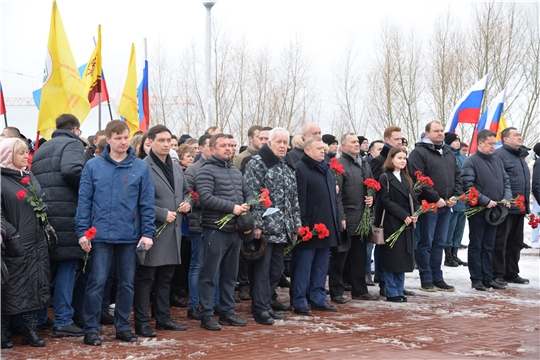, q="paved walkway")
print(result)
[2,250,539,359]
